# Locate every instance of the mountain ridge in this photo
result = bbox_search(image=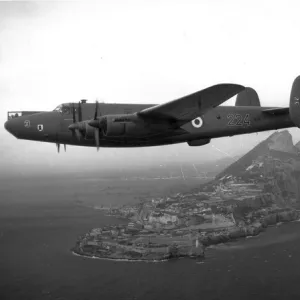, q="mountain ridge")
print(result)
[216,130,300,180]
